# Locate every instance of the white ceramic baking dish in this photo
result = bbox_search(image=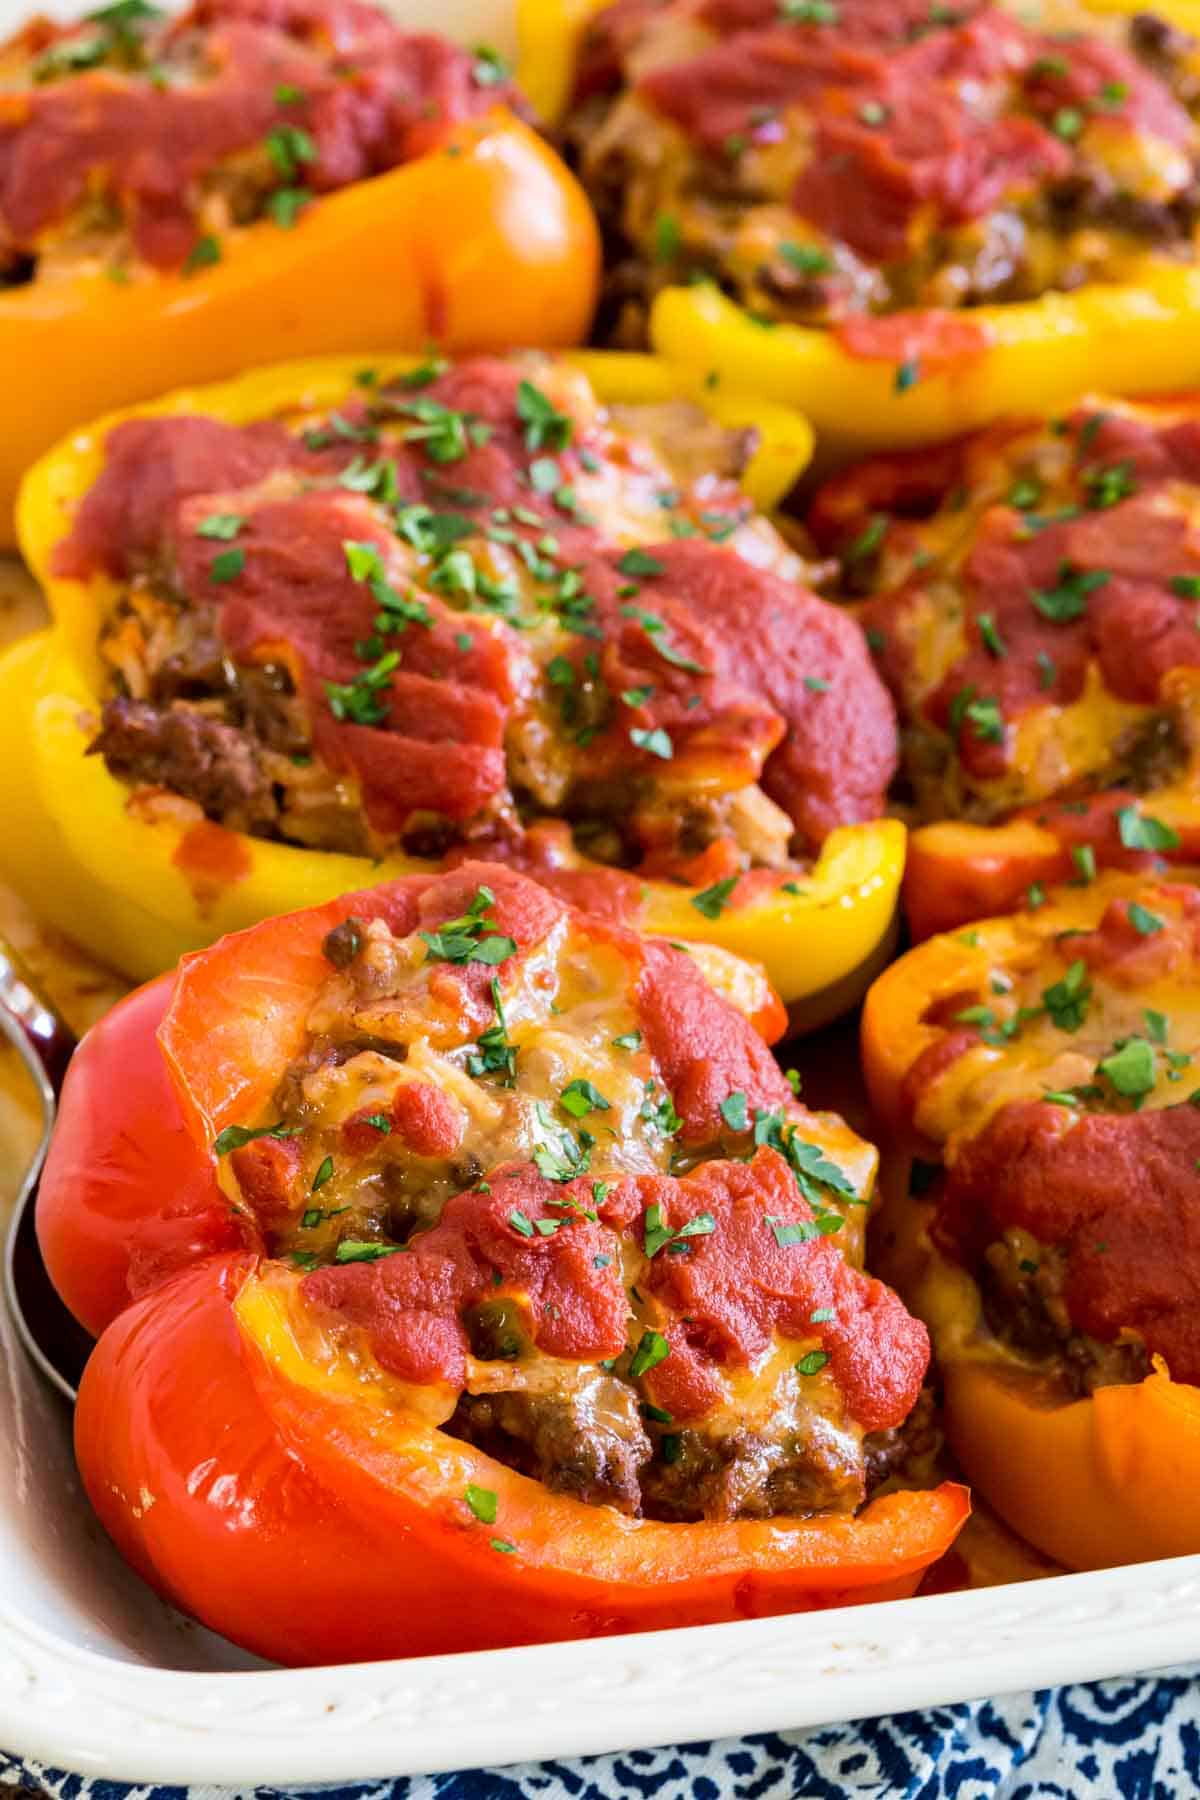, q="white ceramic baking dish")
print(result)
[4,1258,1200,1788]
[4,0,1200,1776]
